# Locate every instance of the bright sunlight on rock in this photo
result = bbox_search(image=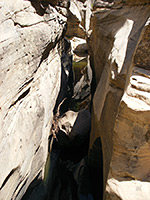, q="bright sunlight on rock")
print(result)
[0,0,150,200]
